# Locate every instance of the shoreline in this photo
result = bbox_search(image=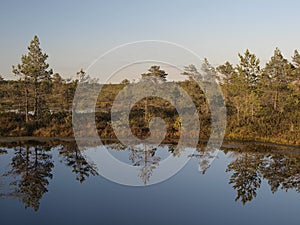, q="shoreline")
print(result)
[0,136,299,150]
